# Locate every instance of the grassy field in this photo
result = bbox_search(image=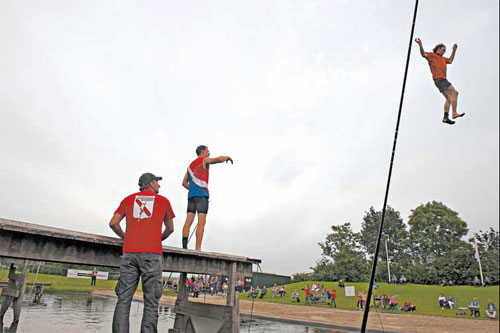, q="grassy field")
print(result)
[1,270,497,320]
[0,270,177,296]
[238,281,499,320]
